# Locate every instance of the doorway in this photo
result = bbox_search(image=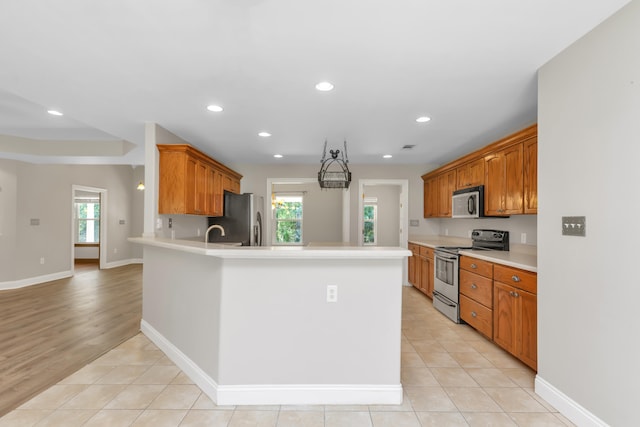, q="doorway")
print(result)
[71,185,107,273]
[358,179,408,248]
